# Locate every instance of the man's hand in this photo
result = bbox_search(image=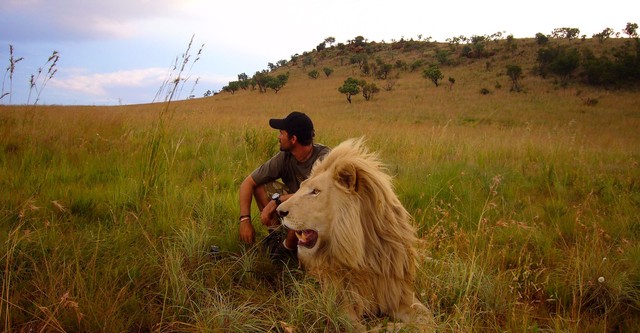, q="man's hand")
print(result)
[239,219,256,244]
[260,200,279,228]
